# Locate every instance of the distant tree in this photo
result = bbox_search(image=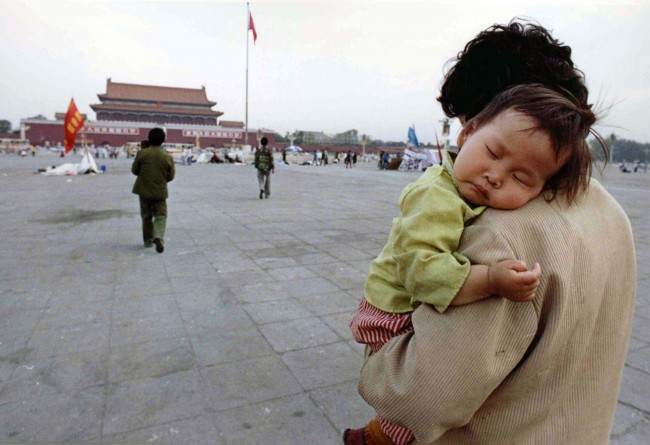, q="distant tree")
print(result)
[0,120,11,133]
[272,132,288,143]
[334,129,359,145]
[590,133,650,163]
